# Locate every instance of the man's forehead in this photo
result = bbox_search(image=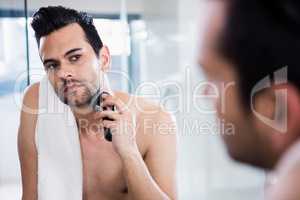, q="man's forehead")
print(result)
[39,23,87,58]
